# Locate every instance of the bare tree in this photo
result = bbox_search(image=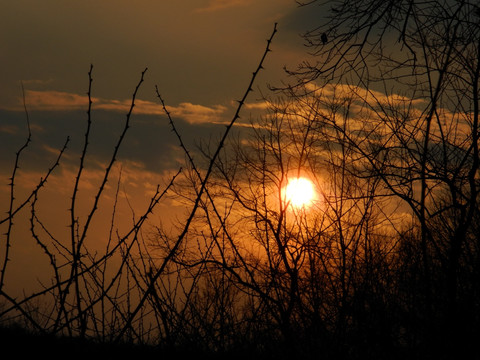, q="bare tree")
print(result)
[284,0,480,355]
[0,65,180,344]
[3,1,479,357]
